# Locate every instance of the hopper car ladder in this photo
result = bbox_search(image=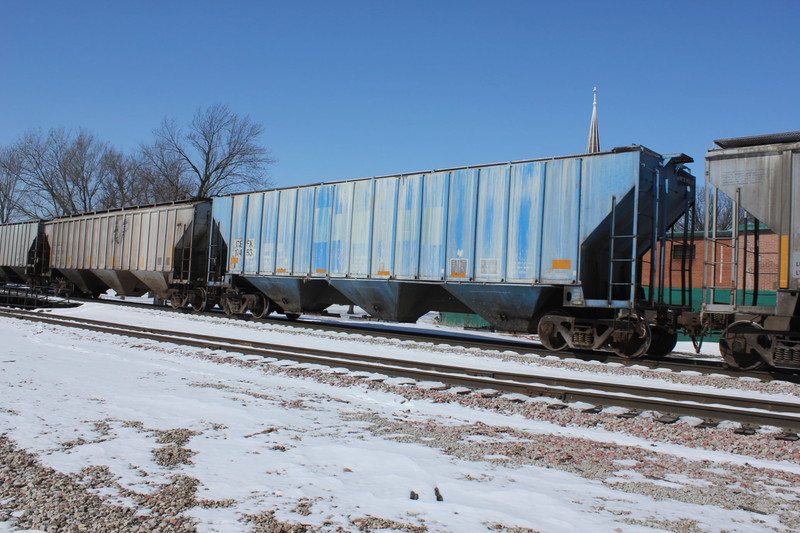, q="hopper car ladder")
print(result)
[607,194,638,308]
[174,220,196,283]
[703,186,739,312]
